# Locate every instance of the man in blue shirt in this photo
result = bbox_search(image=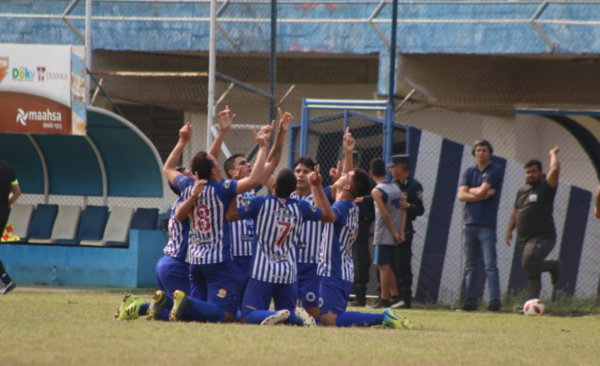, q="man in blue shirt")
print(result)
[457,139,504,312]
